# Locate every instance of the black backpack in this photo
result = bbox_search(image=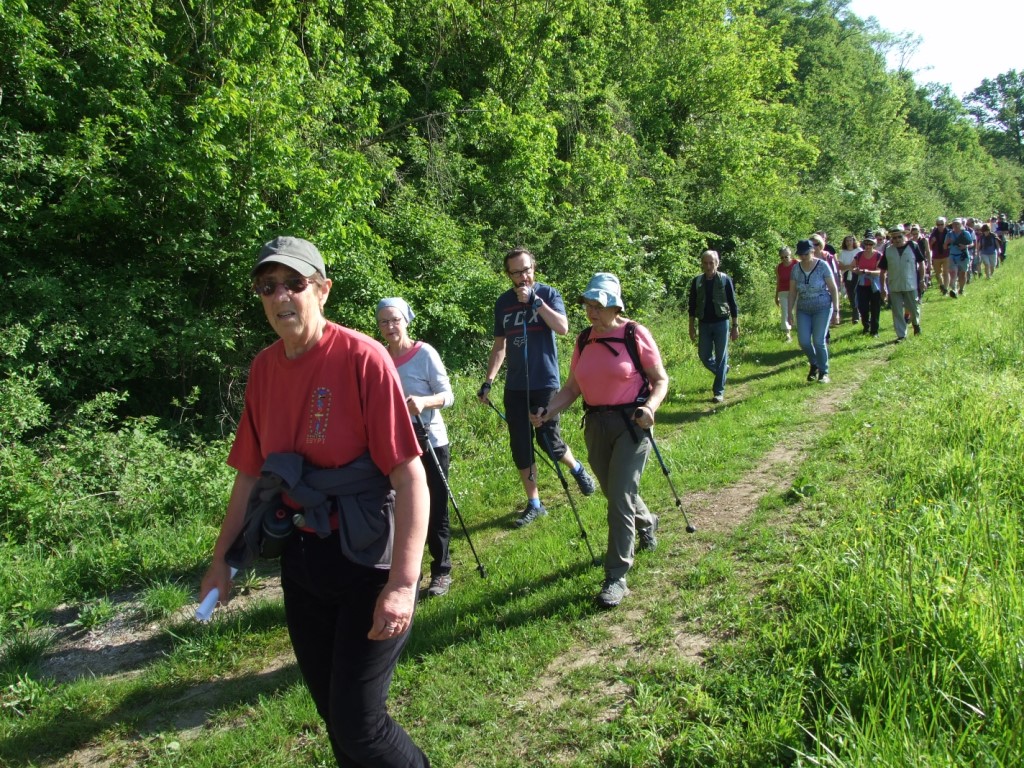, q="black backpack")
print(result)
[575,321,651,406]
